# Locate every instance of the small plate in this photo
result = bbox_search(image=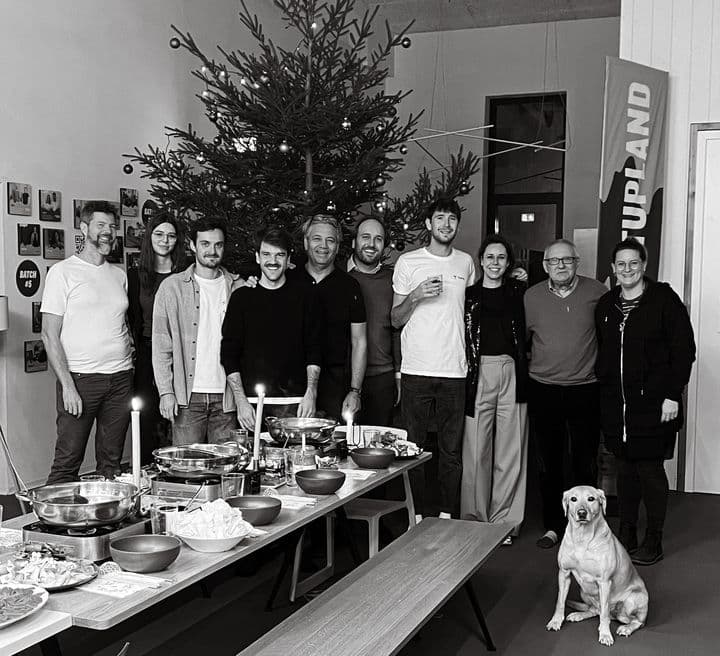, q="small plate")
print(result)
[0,583,48,629]
[1,556,99,592]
